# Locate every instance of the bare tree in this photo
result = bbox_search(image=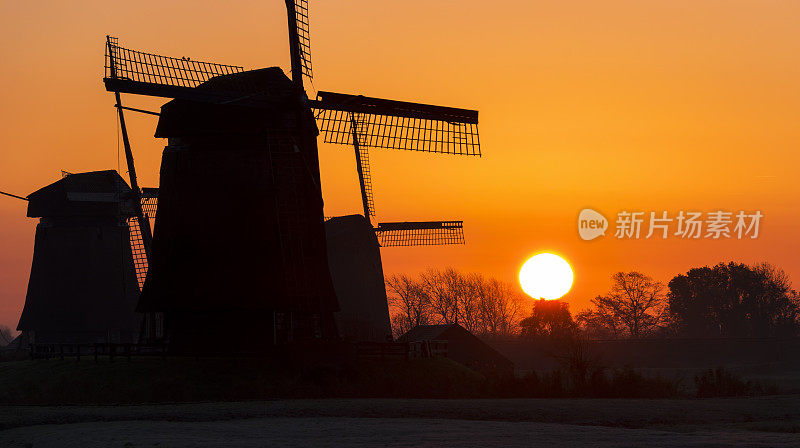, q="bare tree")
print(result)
[421,268,461,325]
[386,274,431,338]
[457,273,482,333]
[388,268,523,338]
[592,271,668,338]
[575,300,625,339]
[476,277,523,337]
